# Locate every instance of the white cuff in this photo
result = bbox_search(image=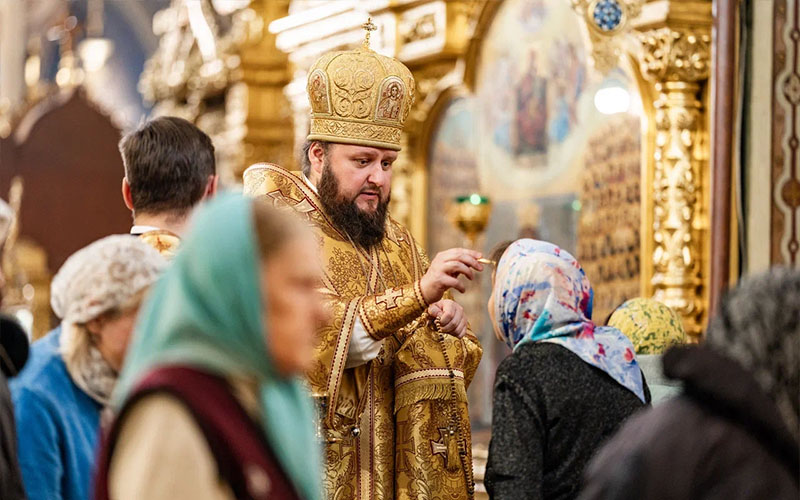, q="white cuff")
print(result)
[345,318,383,369]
